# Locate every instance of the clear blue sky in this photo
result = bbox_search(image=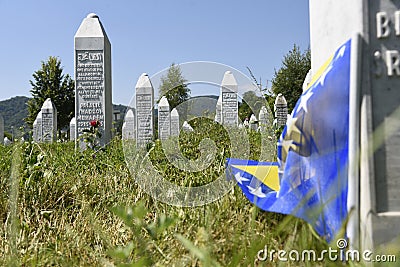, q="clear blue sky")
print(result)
[0,0,310,105]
